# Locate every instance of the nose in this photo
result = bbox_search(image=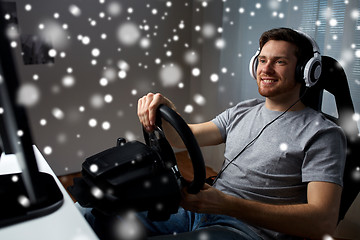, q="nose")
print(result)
[258,61,274,76]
